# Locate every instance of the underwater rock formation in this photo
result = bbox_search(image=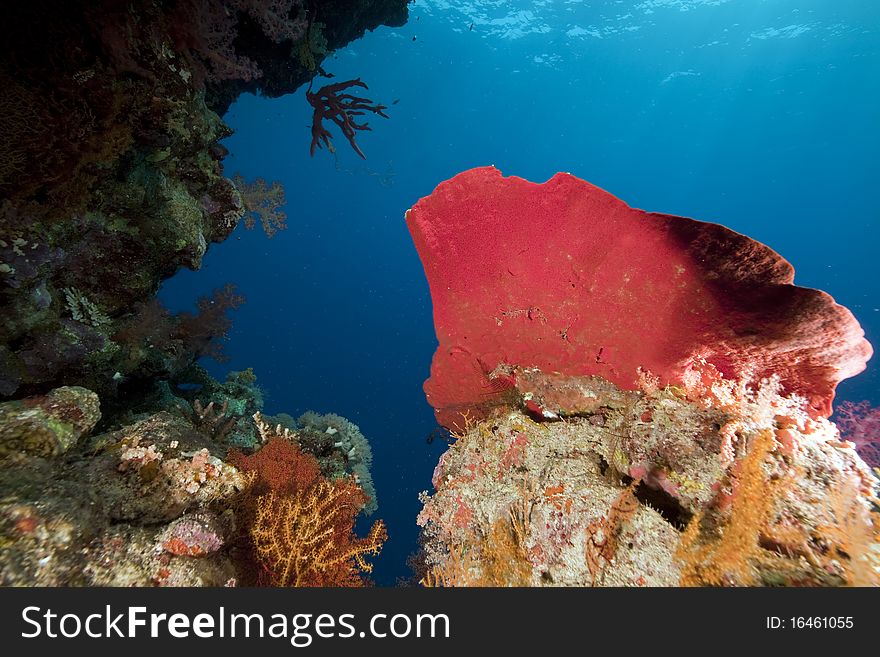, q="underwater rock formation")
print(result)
[406,166,872,430]
[0,0,408,400]
[0,386,101,457]
[417,376,879,586]
[0,379,381,586]
[0,396,246,585]
[0,0,401,588]
[409,168,879,586]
